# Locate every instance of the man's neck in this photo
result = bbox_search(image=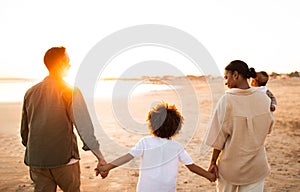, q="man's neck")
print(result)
[49,73,63,80]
